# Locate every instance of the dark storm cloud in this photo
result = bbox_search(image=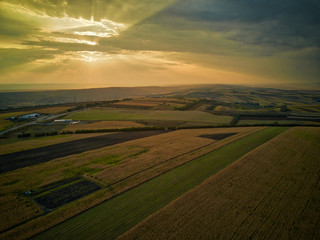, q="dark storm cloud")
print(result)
[159,0,320,49]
